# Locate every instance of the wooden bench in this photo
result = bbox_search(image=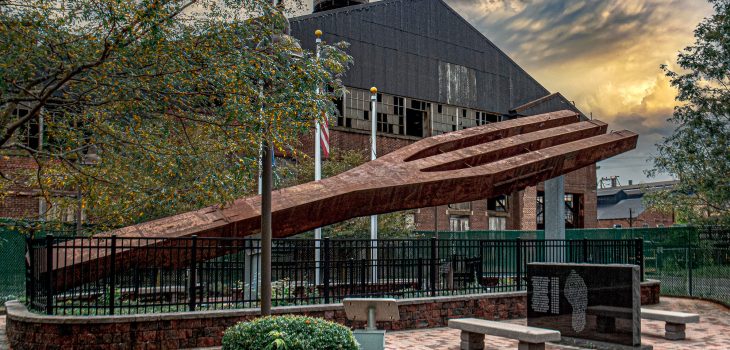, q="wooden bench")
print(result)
[641,309,699,340]
[448,318,560,350]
